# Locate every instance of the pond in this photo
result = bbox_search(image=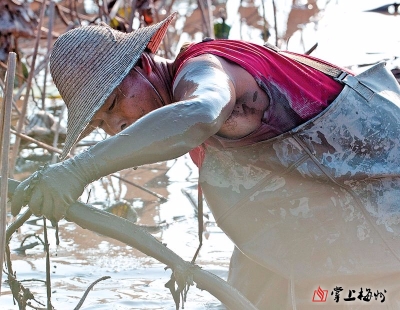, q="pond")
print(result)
[2,155,233,309]
[2,0,400,309]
